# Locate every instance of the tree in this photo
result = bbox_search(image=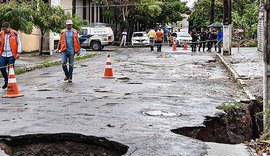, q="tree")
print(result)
[189,0,223,28]
[30,0,67,55]
[0,1,33,34]
[190,0,258,38]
